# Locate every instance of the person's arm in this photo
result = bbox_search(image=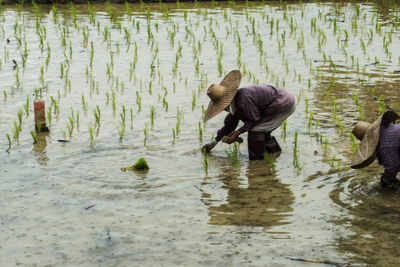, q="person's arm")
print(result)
[202,113,239,152]
[215,113,239,142]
